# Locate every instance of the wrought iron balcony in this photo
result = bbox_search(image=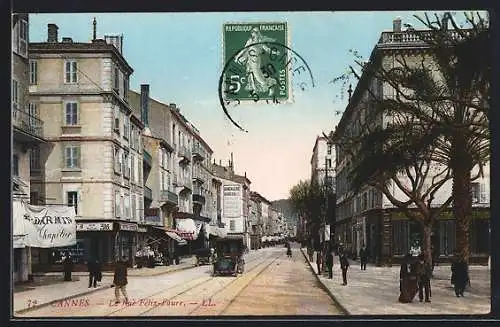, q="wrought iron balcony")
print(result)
[192,170,204,184]
[161,189,178,206]
[192,193,205,205]
[12,108,44,142]
[144,186,152,200]
[192,144,204,161]
[178,146,191,164]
